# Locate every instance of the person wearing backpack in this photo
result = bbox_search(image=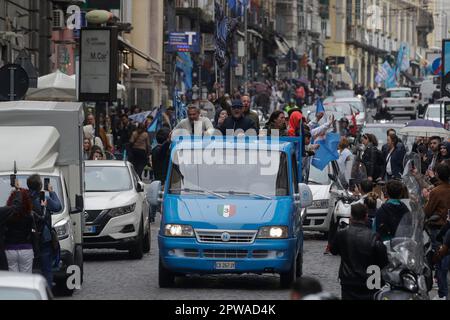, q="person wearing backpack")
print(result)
[27,174,62,287]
